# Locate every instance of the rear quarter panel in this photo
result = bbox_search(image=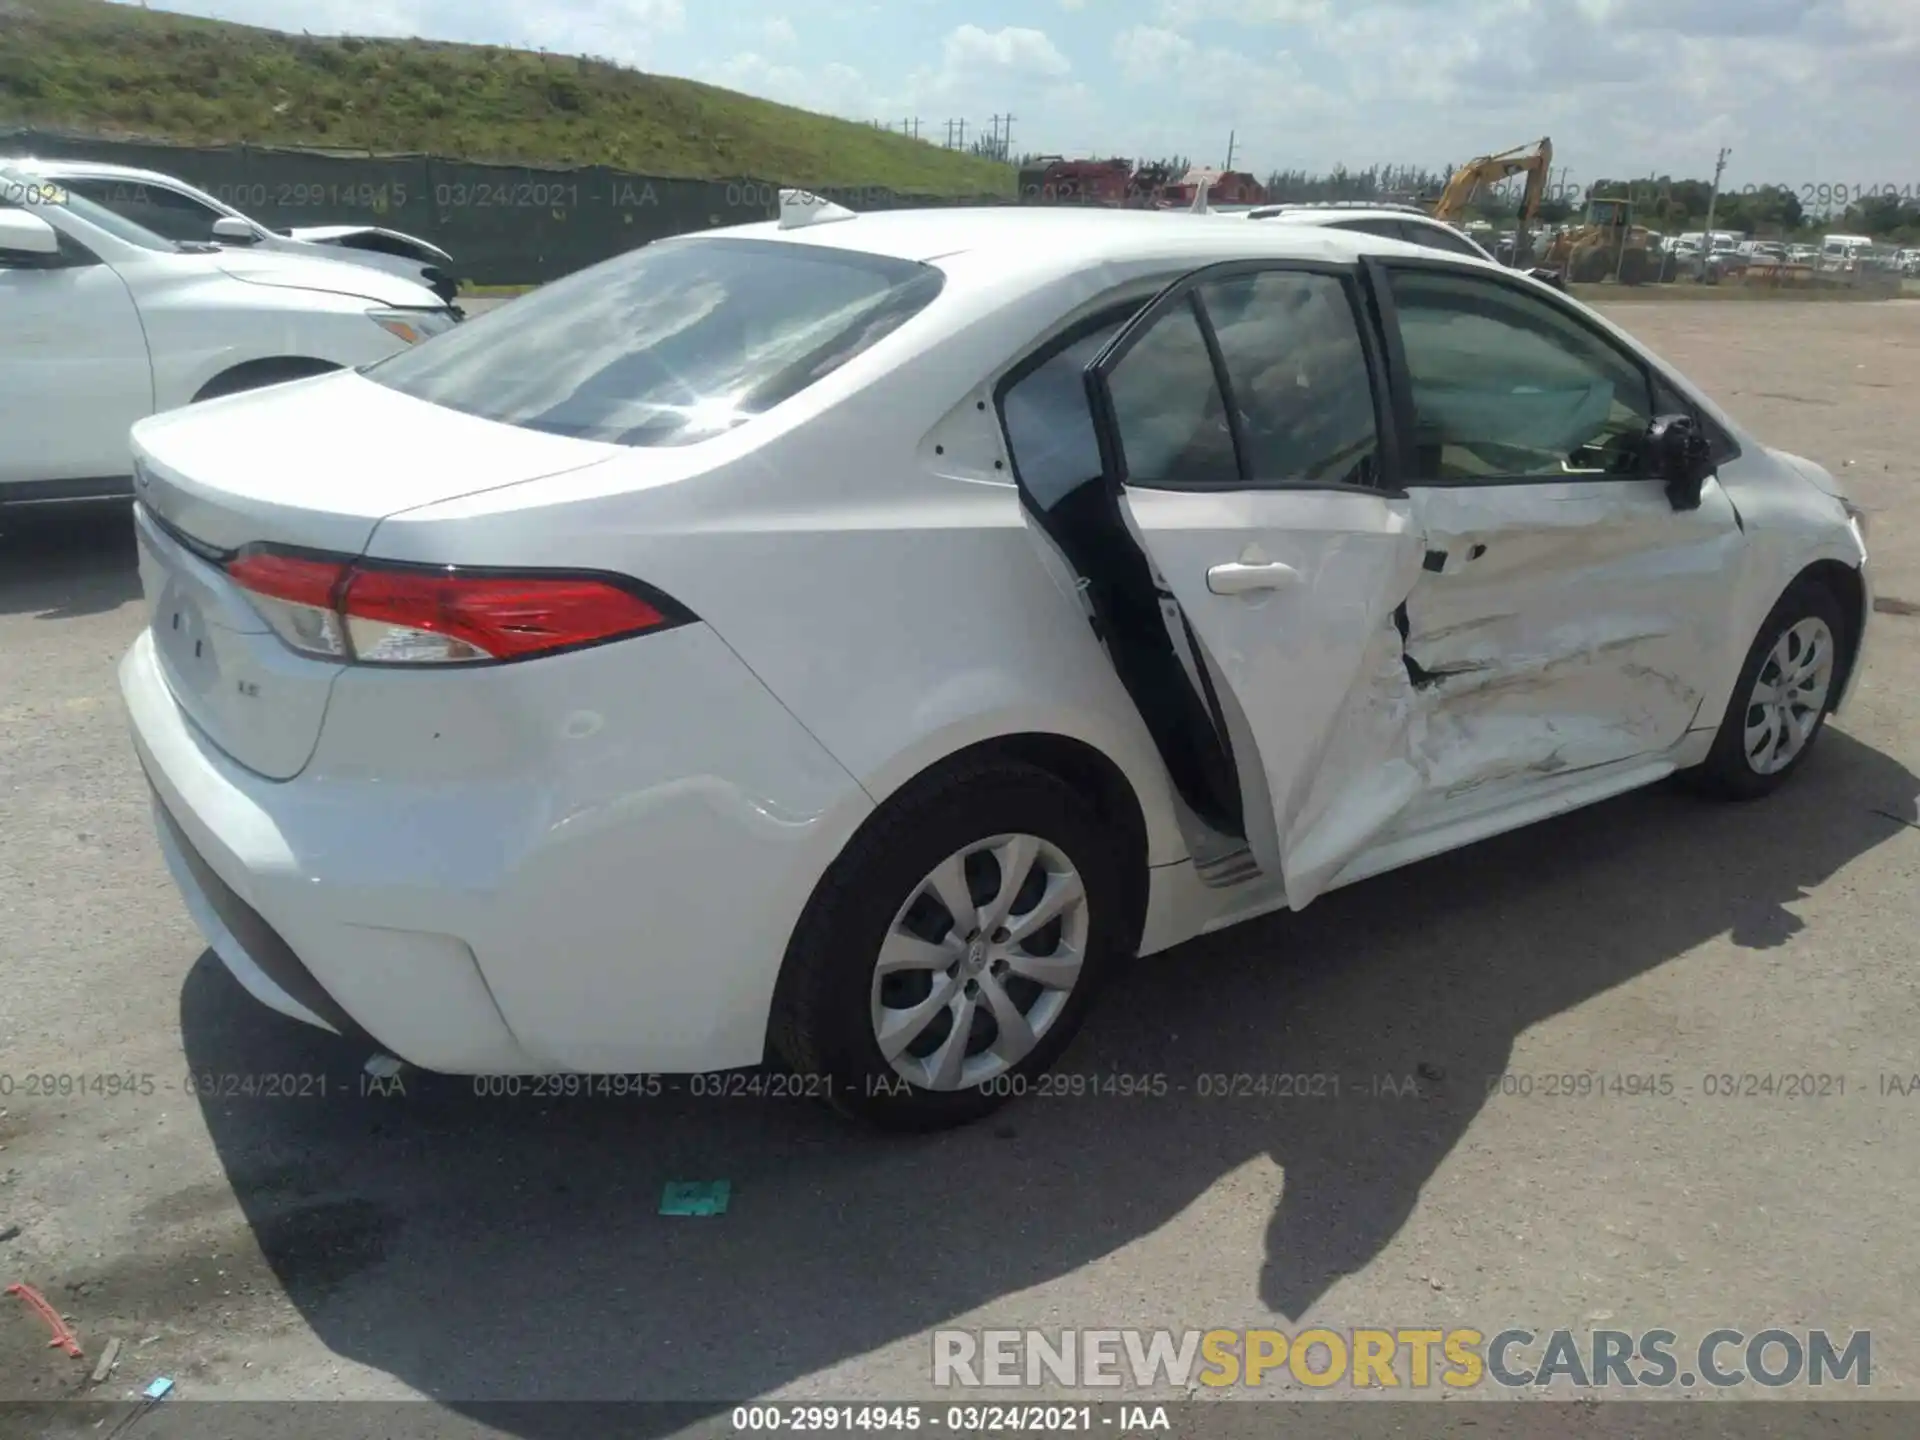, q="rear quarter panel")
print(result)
[364,250,1197,869]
